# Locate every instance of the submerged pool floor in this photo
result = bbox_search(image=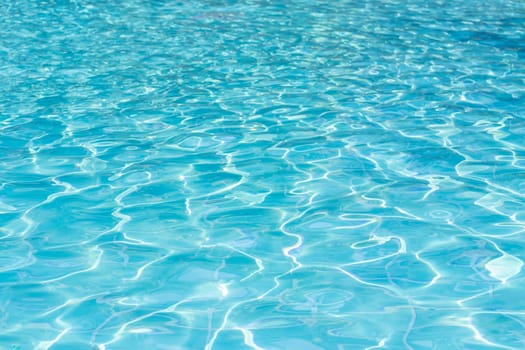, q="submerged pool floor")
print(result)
[1,0,525,349]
